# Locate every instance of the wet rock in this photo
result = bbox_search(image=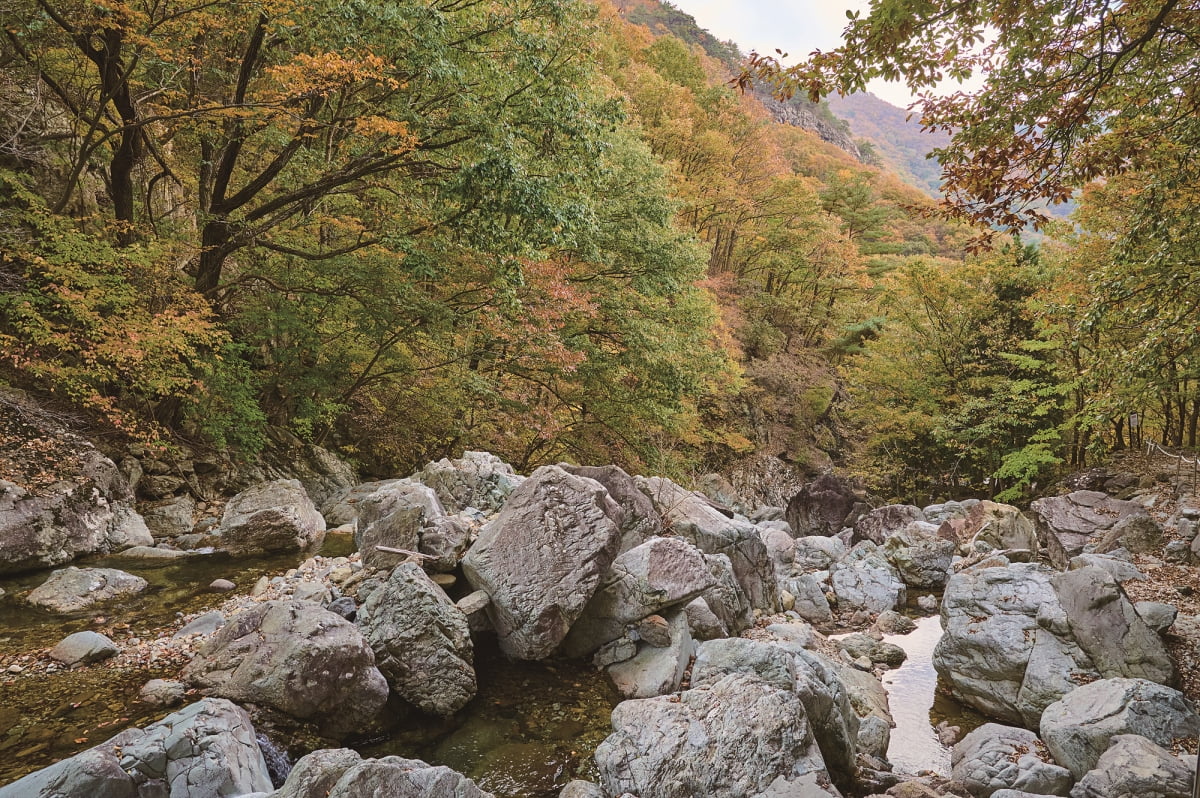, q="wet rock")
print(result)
[950,723,1072,797]
[0,698,271,798]
[1039,677,1200,779]
[560,463,663,552]
[110,544,193,564]
[183,600,388,736]
[562,536,713,657]
[594,673,823,798]
[26,566,148,613]
[358,562,475,717]
[786,474,866,537]
[607,610,693,699]
[49,630,118,666]
[831,542,906,615]
[855,505,926,545]
[1069,734,1193,798]
[173,610,225,638]
[208,578,236,592]
[637,476,778,611]
[1030,491,1147,554]
[139,678,188,707]
[414,451,524,515]
[882,522,956,588]
[217,479,326,556]
[462,466,623,659]
[559,780,605,798]
[272,752,494,798]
